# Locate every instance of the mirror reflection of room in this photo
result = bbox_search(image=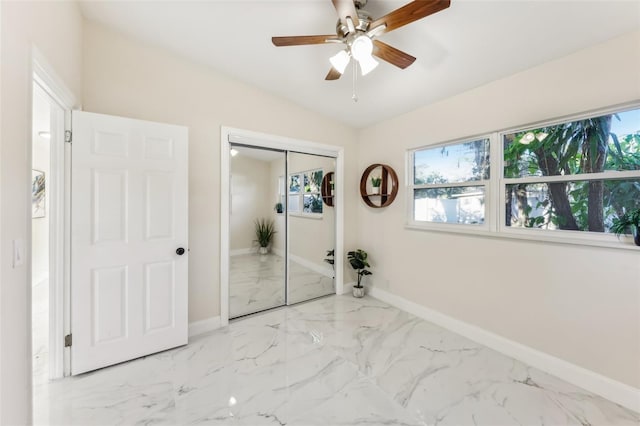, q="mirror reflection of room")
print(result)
[229,145,286,319]
[287,152,335,305]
